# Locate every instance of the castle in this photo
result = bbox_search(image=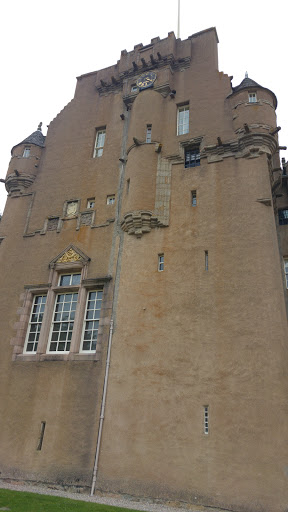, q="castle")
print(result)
[0,27,288,512]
